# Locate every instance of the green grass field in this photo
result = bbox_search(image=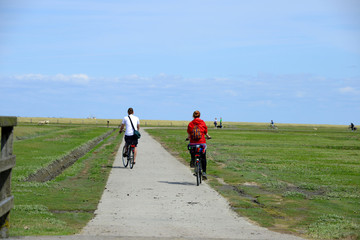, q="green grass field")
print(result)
[146,126,360,240]
[7,119,360,239]
[10,124,122,236]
